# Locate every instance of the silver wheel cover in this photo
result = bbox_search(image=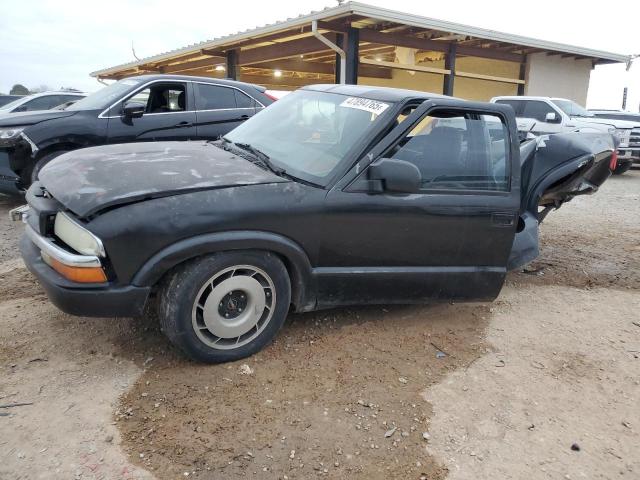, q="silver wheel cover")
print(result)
[191,265,276,350]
